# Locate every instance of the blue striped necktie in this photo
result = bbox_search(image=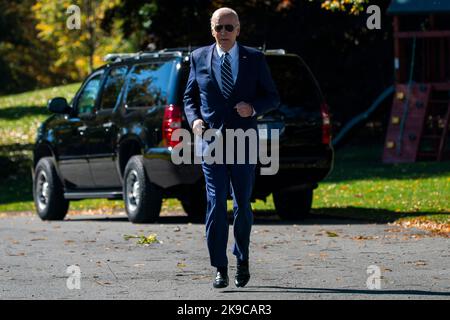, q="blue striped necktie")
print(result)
[221,52,234,99]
